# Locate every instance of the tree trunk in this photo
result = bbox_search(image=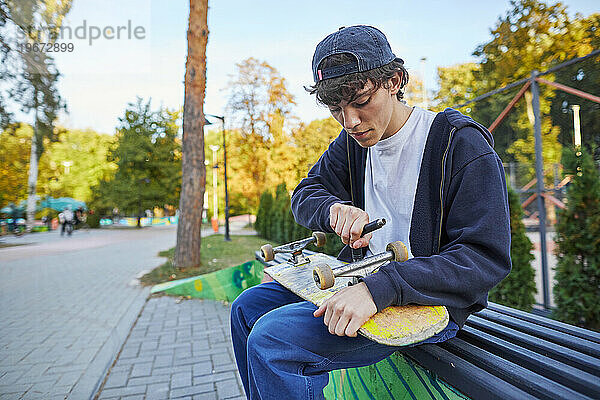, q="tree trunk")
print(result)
[26,92,39,231]
[174,0,208,268]
[26,125,38,230]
